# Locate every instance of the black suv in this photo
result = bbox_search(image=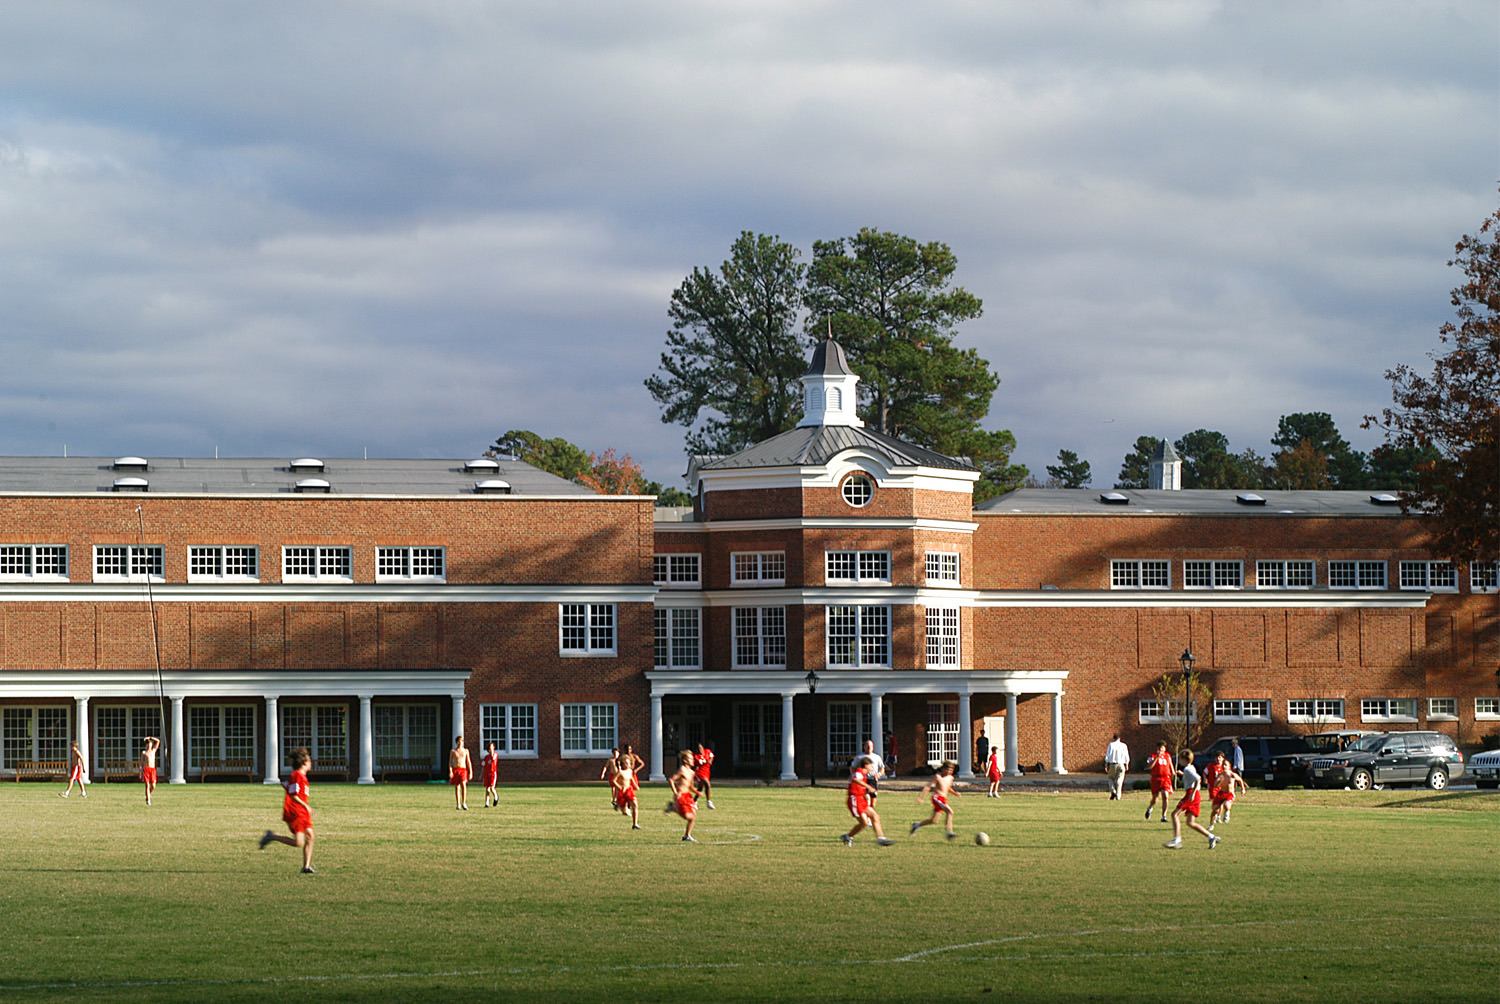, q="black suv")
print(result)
[1193,736,1315,781]
[1264,731,1377,788]
[1306,731,1466,791]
